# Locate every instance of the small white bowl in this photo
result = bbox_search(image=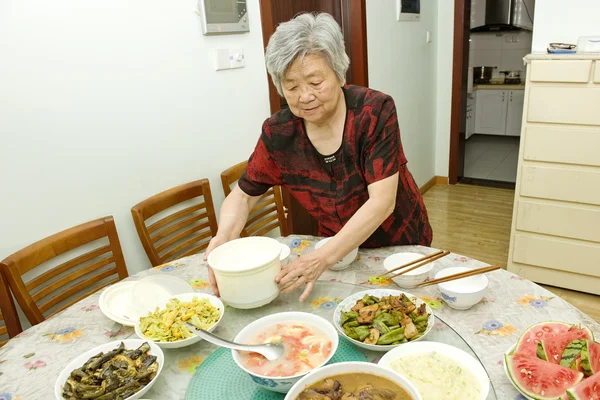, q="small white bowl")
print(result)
[134,292,224,349]
[383,252,434,288]
[232,311,339,393]
[54,339,164,400]
[314,237,358,271]
[284,361,422,400]
[435,266,489,310]
[378,341,490,400]
[333,289,434,352]
[280,243,291,265]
